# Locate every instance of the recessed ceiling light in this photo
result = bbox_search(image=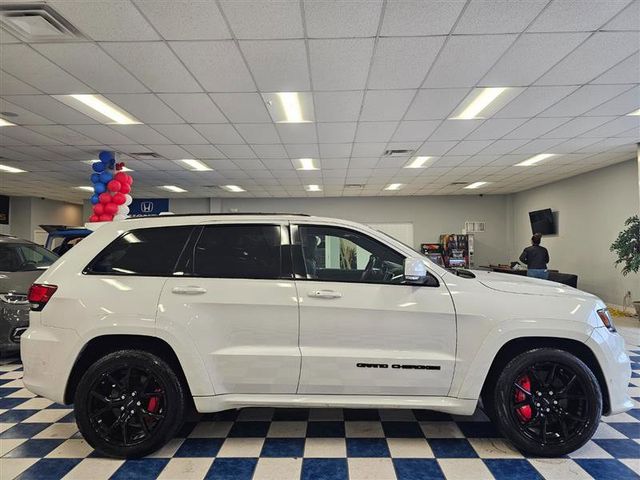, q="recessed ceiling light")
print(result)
[262,92,314,123]
[159,185,187,193]
[305,184,322,192]
[404,156,433,169]
[0,164,26,173]
[627,108,640,116]
[179,159,212,171]
[296,158,318,171]
[57,94,140,125]
[222,185,246,192]
[74,186,94,192]
[453,87,508,119]
[0,118,16,127]
[384,183,404,191]
[464,181,489,189]
[515,153,556,167]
